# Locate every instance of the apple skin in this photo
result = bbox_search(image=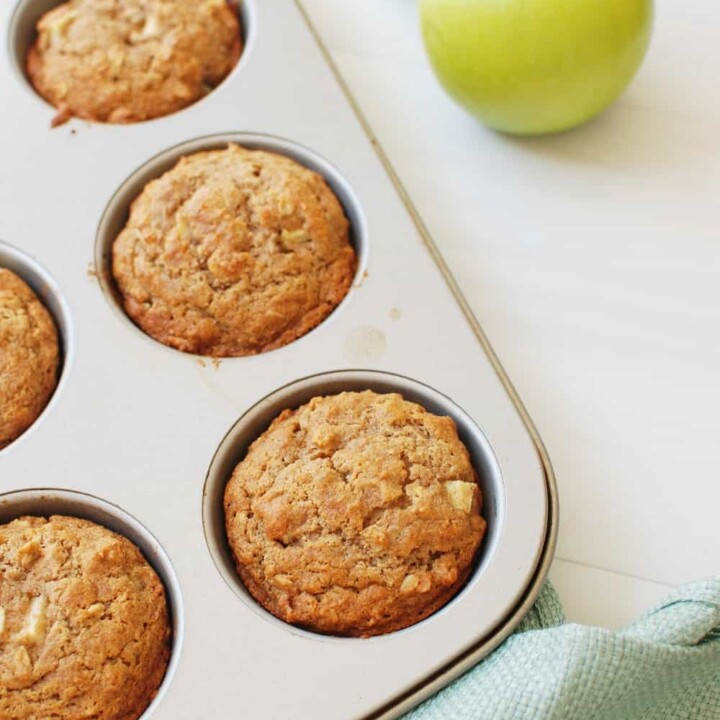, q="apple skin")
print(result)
[419,0,653,135]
